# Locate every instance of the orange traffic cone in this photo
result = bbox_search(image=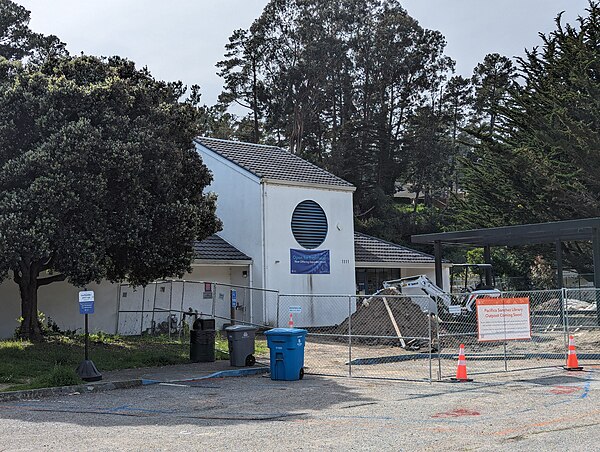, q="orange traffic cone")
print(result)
[450,344,473,382]
[564,335,583,371]
[288,313,294,328]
